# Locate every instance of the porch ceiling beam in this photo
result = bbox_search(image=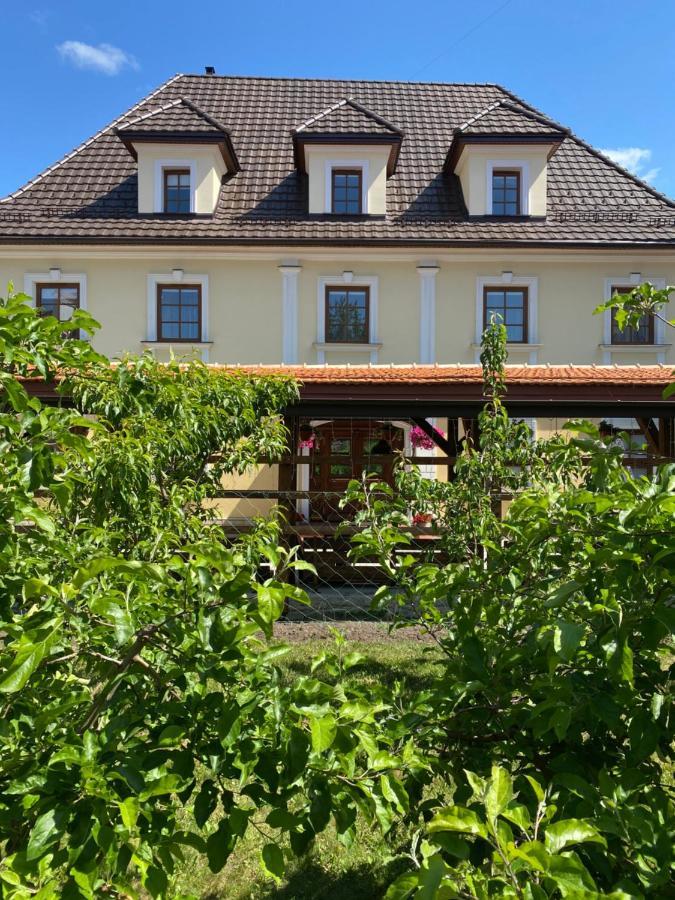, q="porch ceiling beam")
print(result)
[635,417,661,455]
[411,417,455,456]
